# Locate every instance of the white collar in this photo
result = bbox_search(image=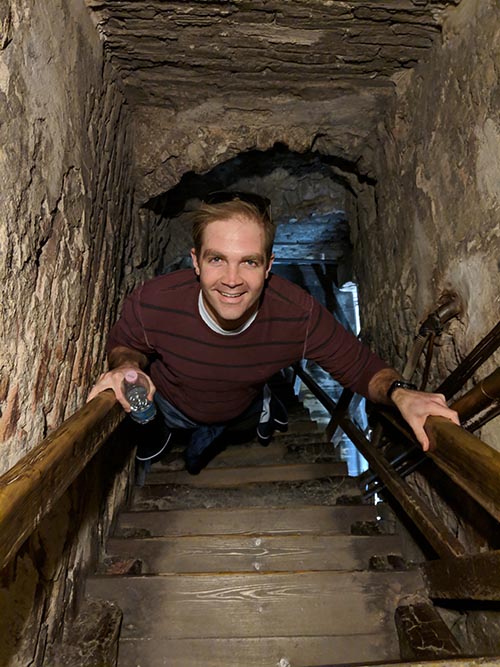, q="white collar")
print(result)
[198,291,257,335]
